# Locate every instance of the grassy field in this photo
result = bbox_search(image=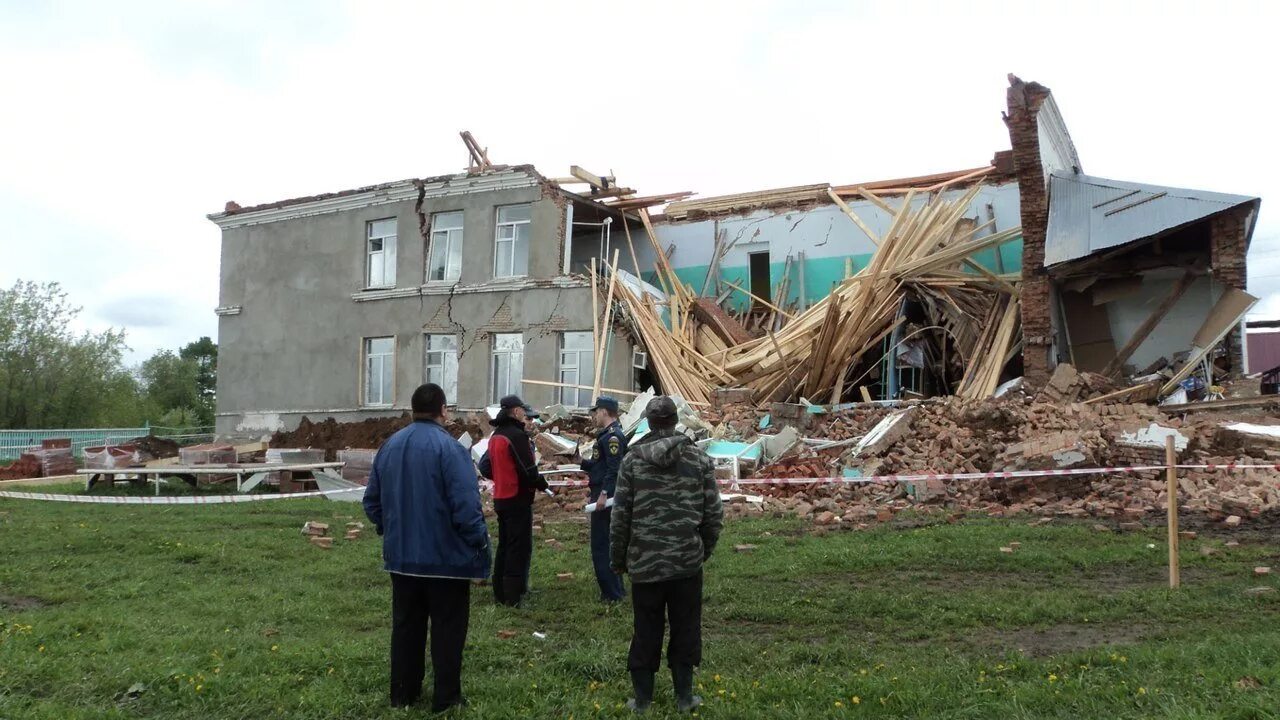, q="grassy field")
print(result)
[2,482,1279,719]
